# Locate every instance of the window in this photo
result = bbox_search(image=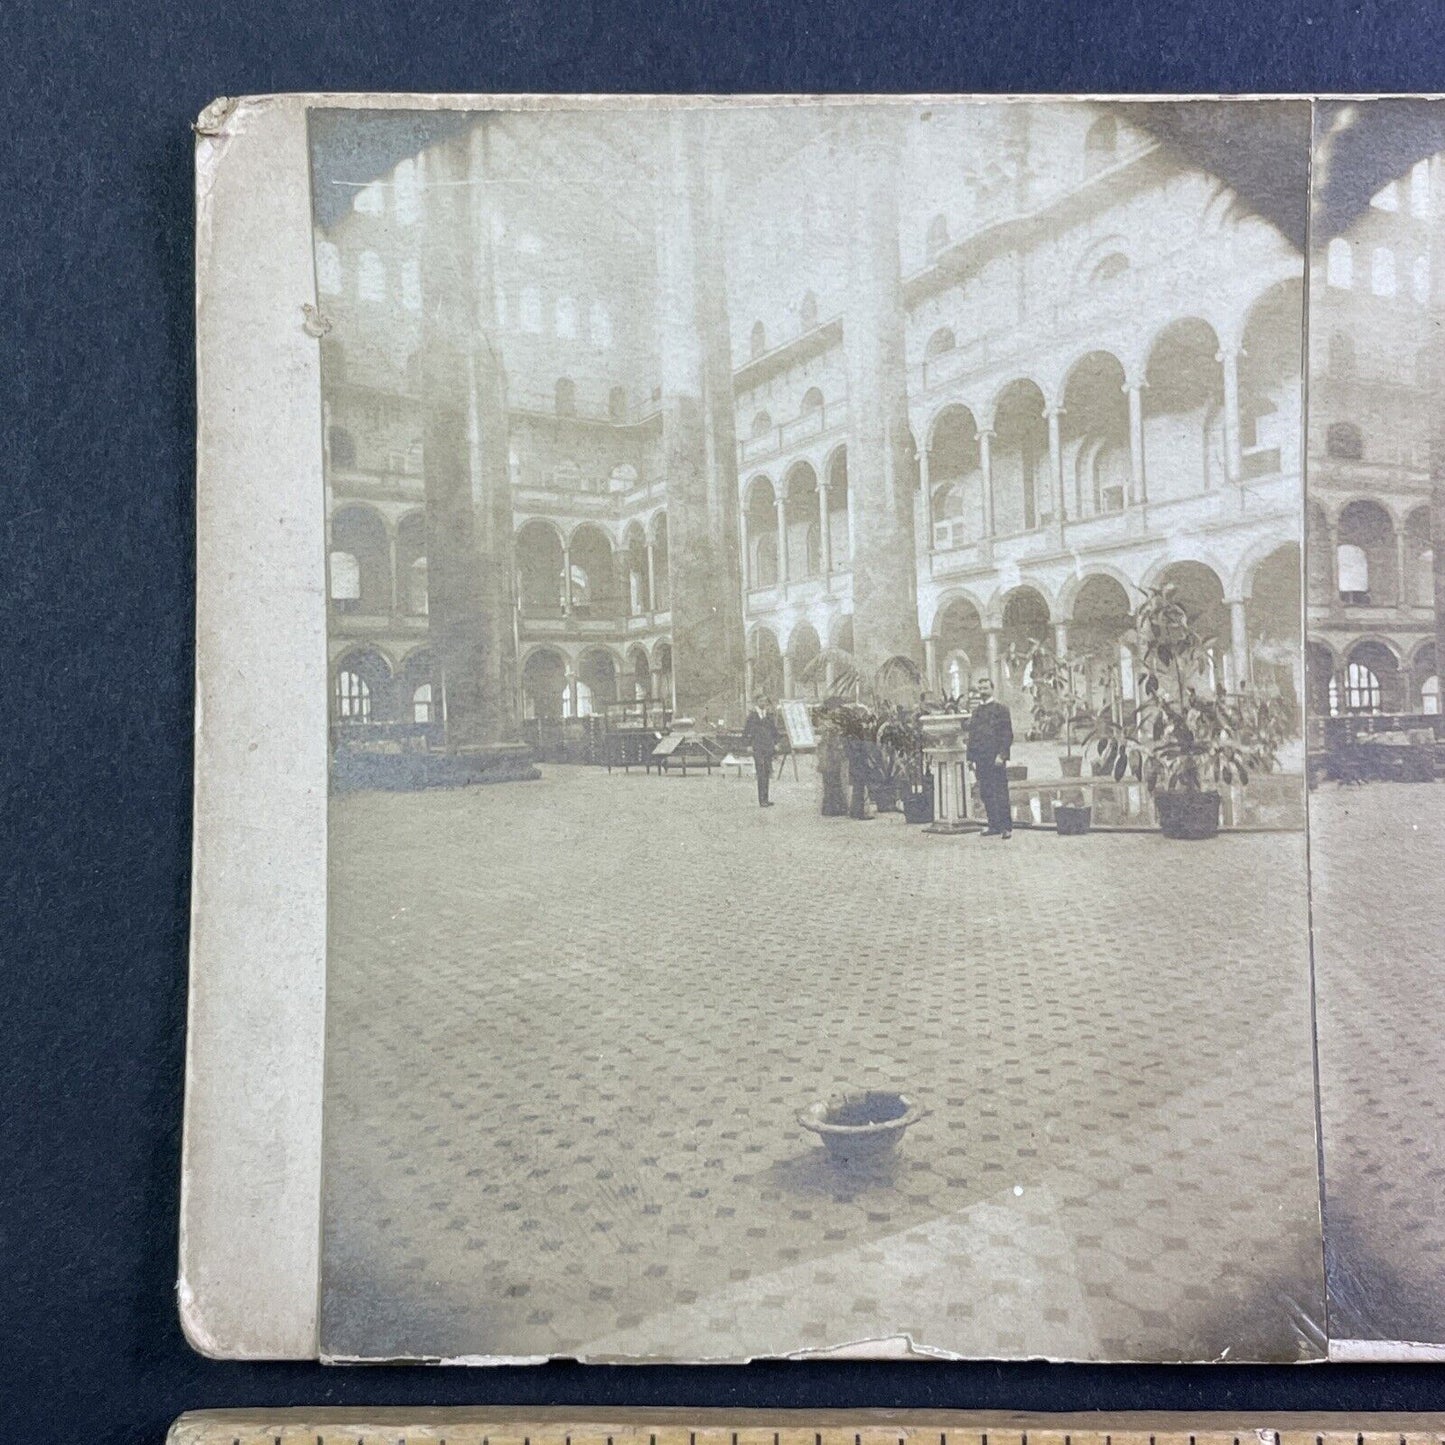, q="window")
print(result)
[800,291,819,330]
[564,679,594,719]
[412,683,434,724]
[401,259,422,312]
[1089,252,1129,288]
[1326,422,1364,461]
[1371,247,1397,298]
[1423,675,1441,715]
[357,251,386,303]
[589,301,612,349]
[555,378,577,417]
[801,387,824,413]
[926,214,949,258]
[406,558,428,616]
[1337,542,1370,600]
[393,158,422,226]
[924,327,956,361]
[555,295,578,340]
[750,321,767,359]
[328,426,357,469]
[1370,179,1400,211]
[1326,238,1353,289]
[316,241,342,296]
[520,285,542,333]
[1328,330,1355,378]
[353,181,385,216]
[751,410,772,438]
[1414,255,1431,304]
[1084,116,1118,173]
[335,669,371,720]
[1344,661,1382,713]
[608,385,628,423]
[329,551,361,609]
[1412,159,1432,218]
